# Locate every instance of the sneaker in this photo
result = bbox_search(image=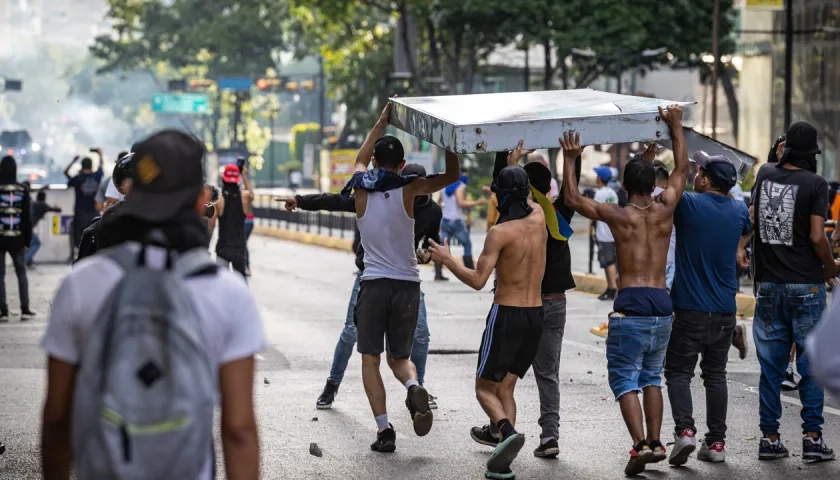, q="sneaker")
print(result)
[698,441,725,463]
[668,430,696,466]
[487,433,525,475]
[370,424,396,453]
[758,436,790,460]
[0,312,7,323]
[434,275,449,281]
[0,440,5,455]
[471,425,500,447]
[732,324,748,359]
[649,440,667,463]
[533,438,560,458]
[590,322,609,338]
[782,372,799,391]
[21,309,36,320]
[405,385,433,436]
[484,469,514,480]
[625,443,654,476]
[803,435,836,462]
[316,379,340,410]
